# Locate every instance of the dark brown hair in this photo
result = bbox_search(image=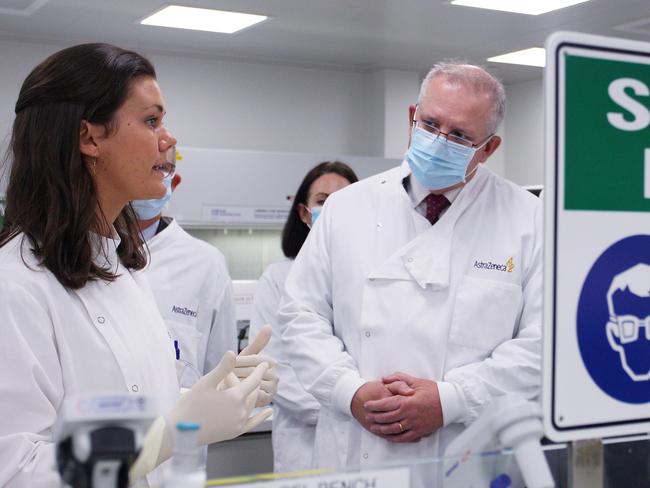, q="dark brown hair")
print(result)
[0,43,156,289]
[281,161,358,259]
